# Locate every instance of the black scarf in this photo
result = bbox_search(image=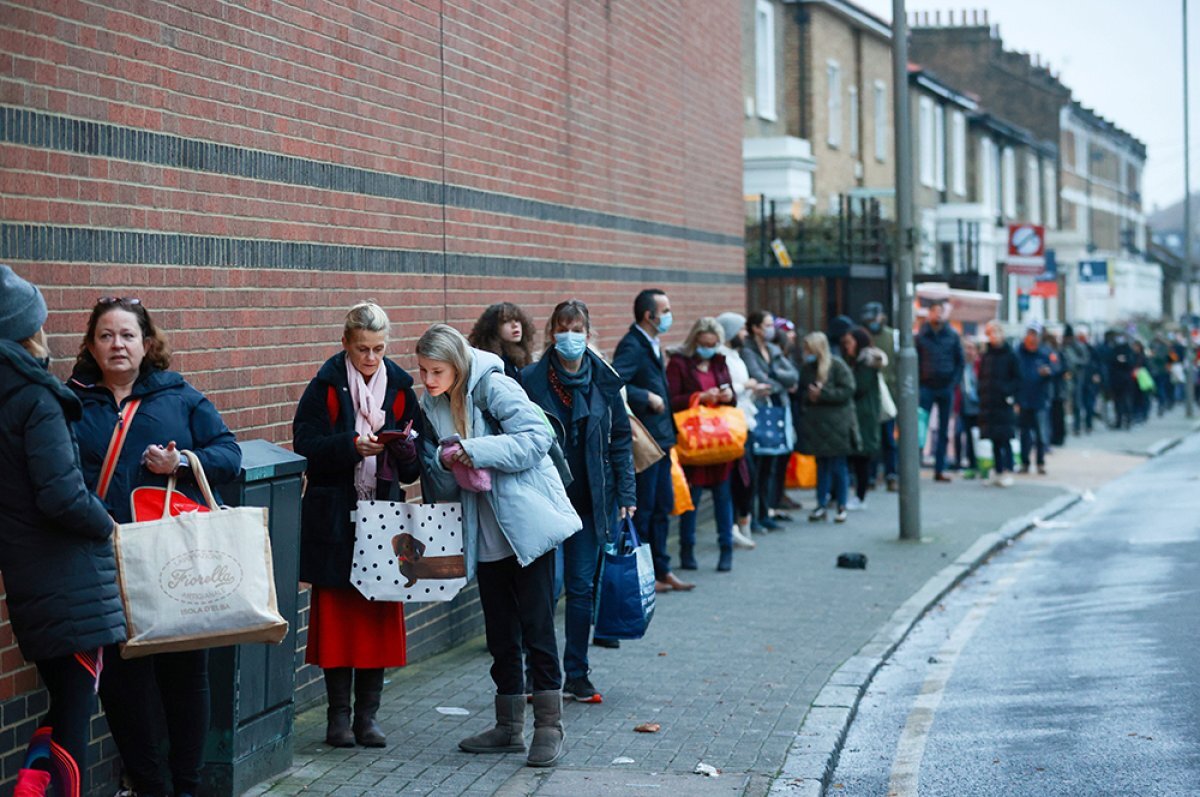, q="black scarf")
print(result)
[549,353,591,444]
